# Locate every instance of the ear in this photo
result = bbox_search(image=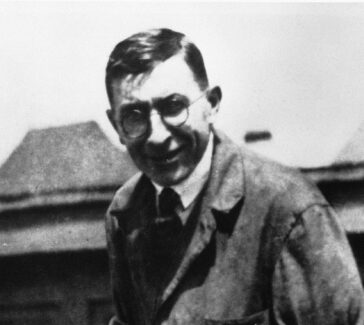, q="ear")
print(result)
[206,86,222,124]
[106,109,126,145]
